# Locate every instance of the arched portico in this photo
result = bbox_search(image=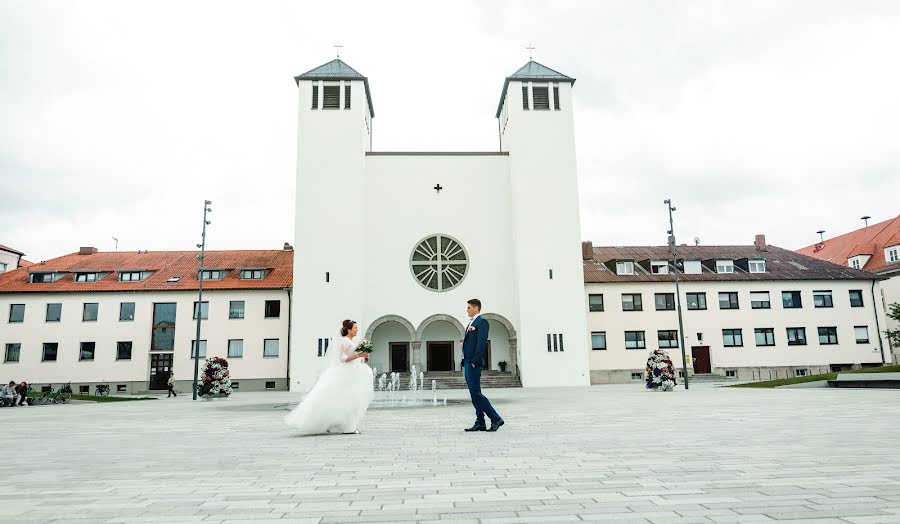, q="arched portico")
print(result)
[481,312,518,376]
[365,314,416,341]
[366,315,416,374]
